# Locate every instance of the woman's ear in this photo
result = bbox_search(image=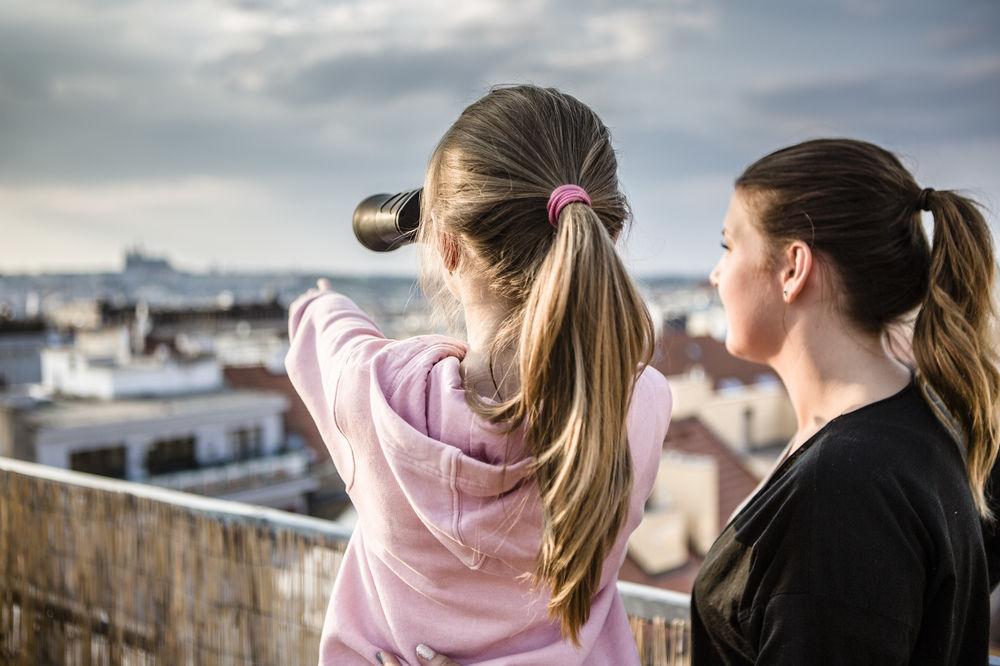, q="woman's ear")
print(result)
[437,232,460,273]
[780,240,813,303]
